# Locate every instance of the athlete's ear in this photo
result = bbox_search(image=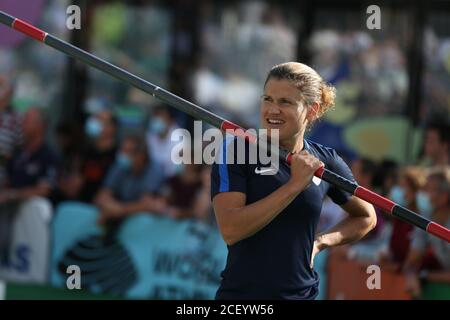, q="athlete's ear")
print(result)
[306,102,320,123]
